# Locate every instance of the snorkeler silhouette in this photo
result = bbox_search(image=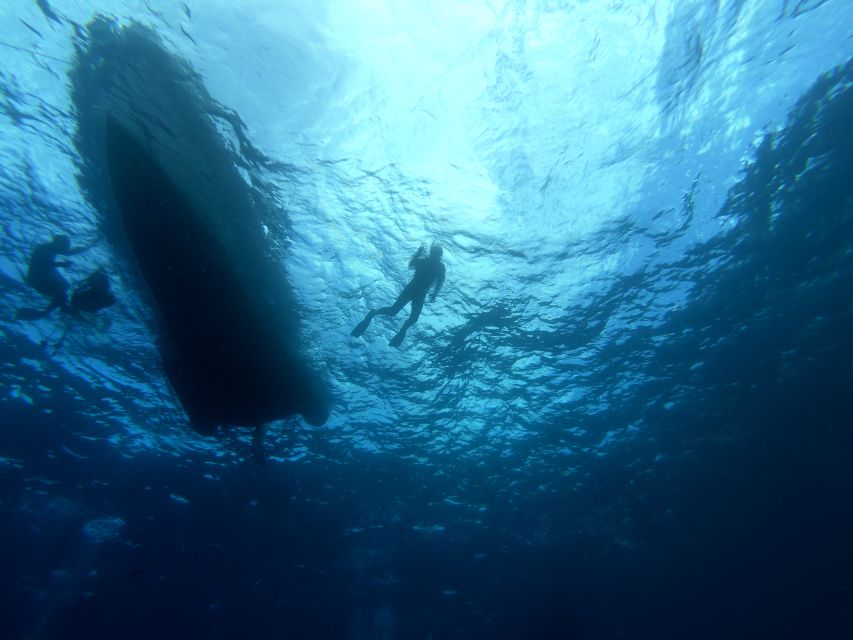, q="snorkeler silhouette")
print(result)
[16,234,92,320]
[351,242,446,347]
